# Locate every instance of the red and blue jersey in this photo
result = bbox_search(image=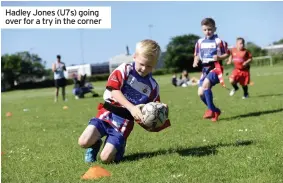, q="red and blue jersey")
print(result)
[194,34,226,64]
[96,62,161,139]
[194,34,229,87]
[104,62,160,105]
